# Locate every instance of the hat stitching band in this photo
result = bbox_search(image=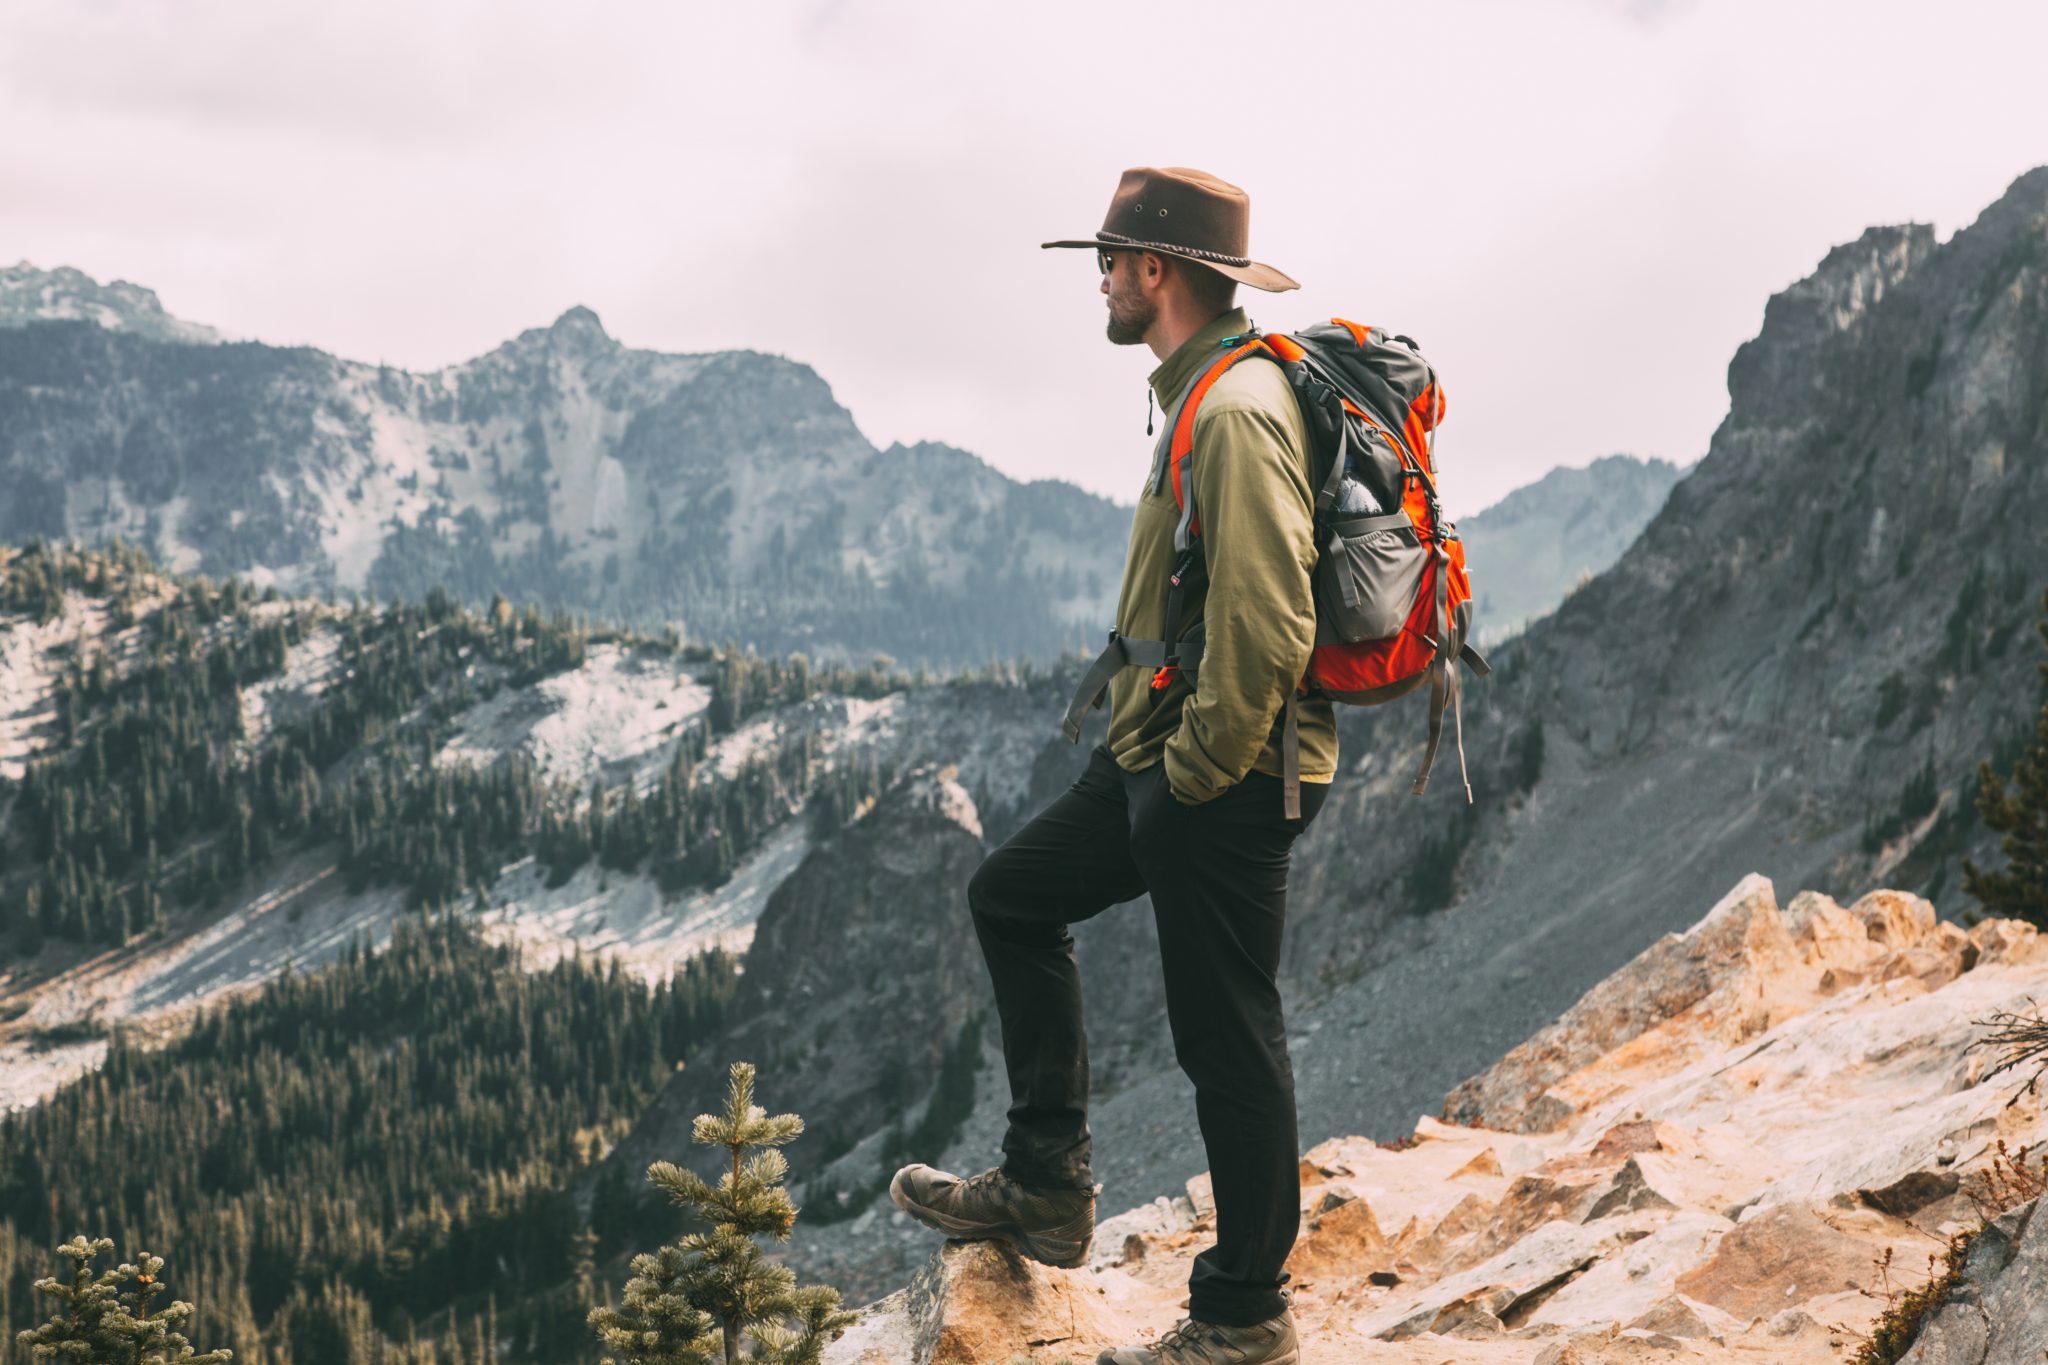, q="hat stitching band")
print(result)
[1094,230,1252,268]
